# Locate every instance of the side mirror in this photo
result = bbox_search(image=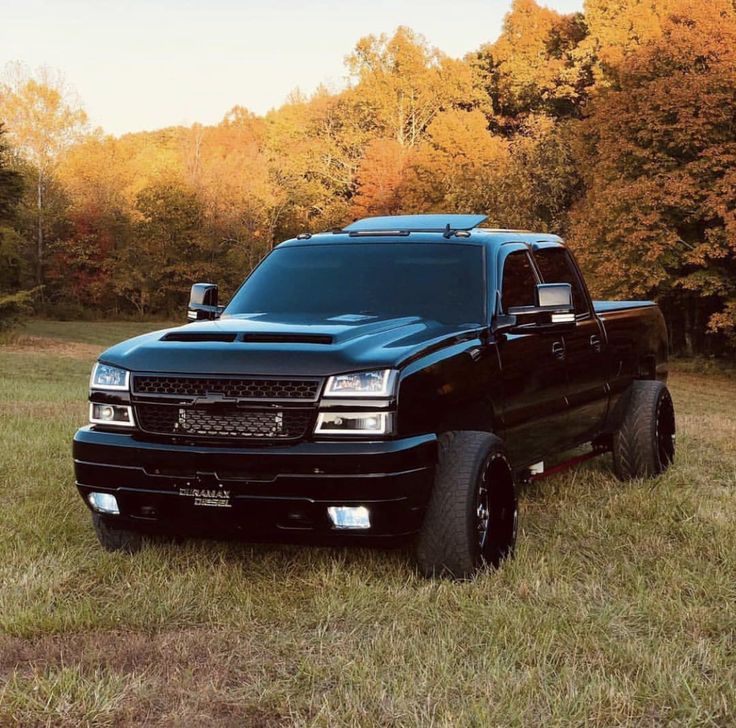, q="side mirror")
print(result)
[536,283,573,311]
[187,283,224,321]
[494,283,576,335]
